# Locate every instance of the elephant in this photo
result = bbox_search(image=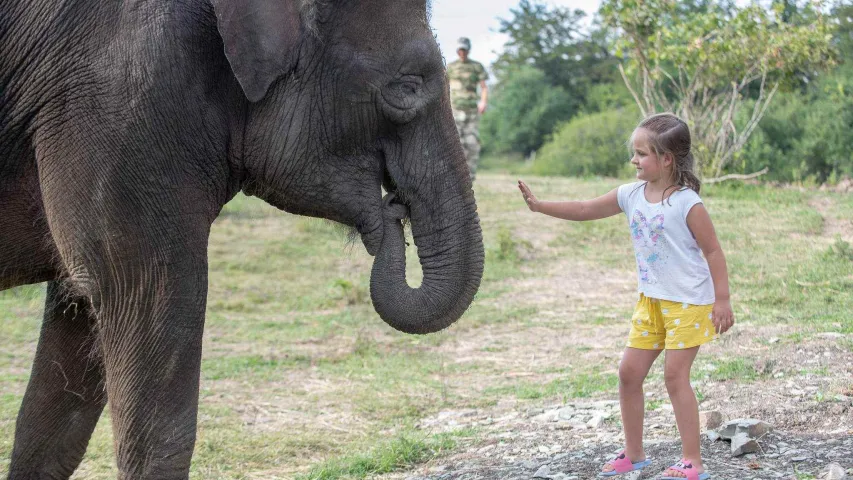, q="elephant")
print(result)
[0,0,484,477]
